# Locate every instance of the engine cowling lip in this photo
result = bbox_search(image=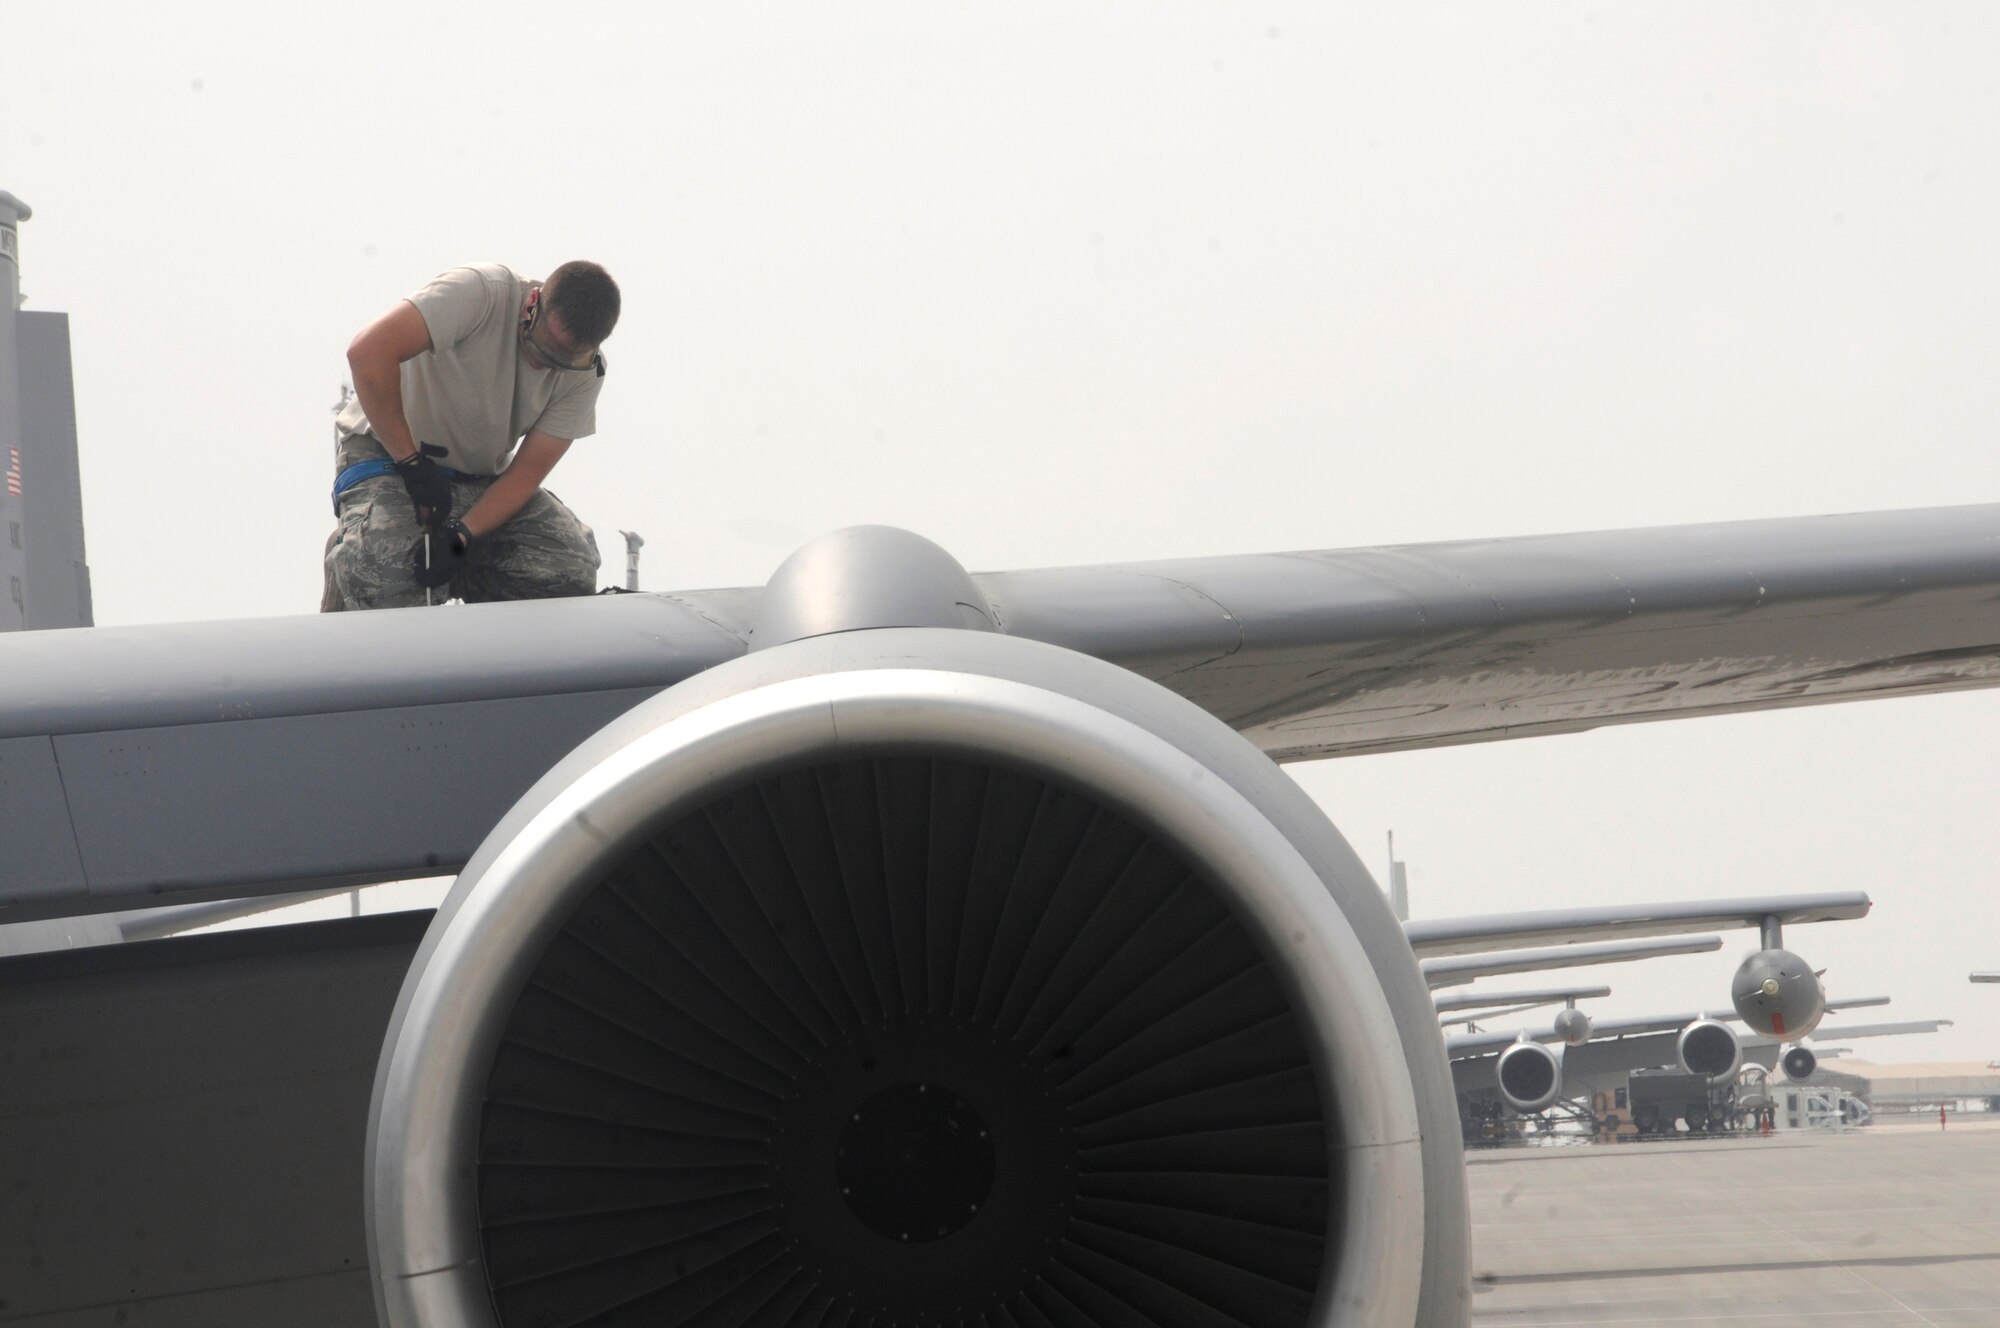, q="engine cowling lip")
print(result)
[368,658,1429,1328]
